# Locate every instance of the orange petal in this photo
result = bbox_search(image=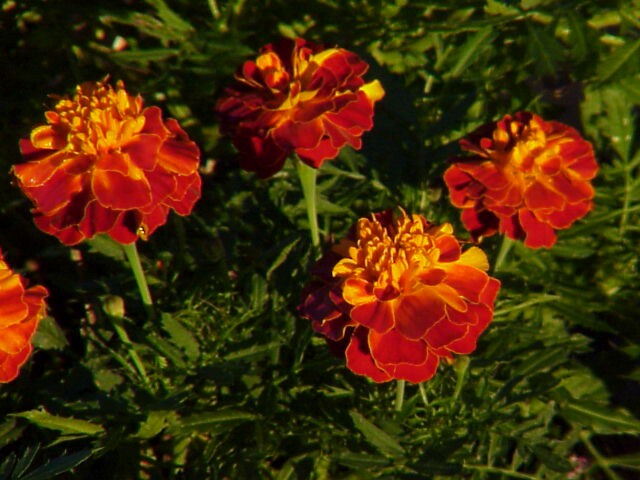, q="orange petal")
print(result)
[378,349,439,383]
[0,344,32,383]
[345,327,392,383]
[425,316,468,349]
[518,209,556,248]
[30,125,67,150]
[442,264,488,303]
[393,288,444,340]
[368,329,428,366]
[91,167,152,210]
[342,278,376,306]
[0,274,28,328]
[350,300,394,334]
